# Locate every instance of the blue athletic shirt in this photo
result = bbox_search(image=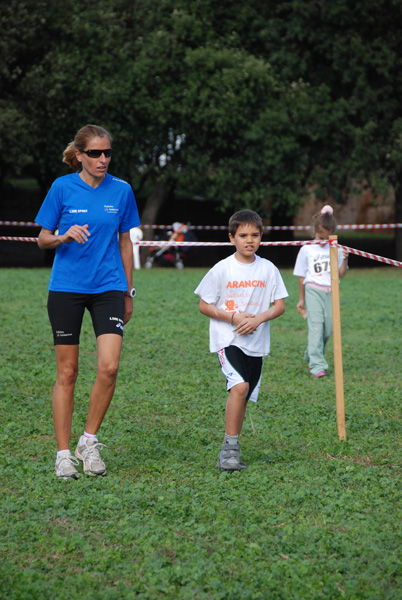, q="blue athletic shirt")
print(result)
[35,172,141,293]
